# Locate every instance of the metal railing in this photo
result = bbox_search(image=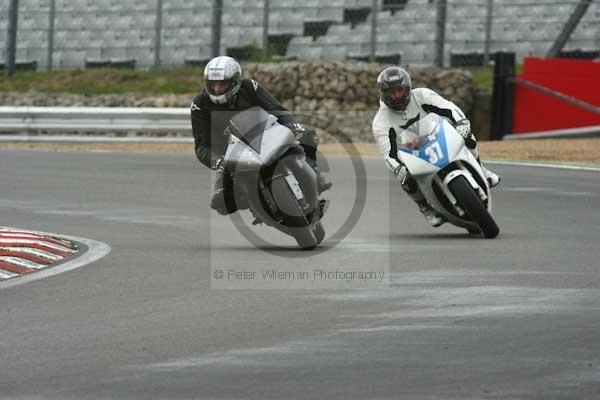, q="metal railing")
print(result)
[1,106,598,141]
[0,106,191,133]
